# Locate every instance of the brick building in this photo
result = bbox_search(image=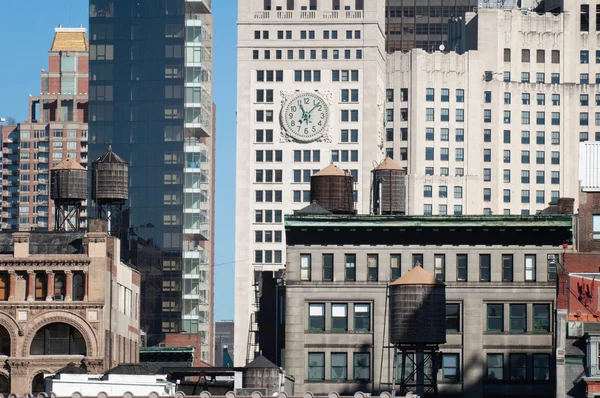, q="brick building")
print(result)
[2,26,89,231]
[0,220,140,395]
